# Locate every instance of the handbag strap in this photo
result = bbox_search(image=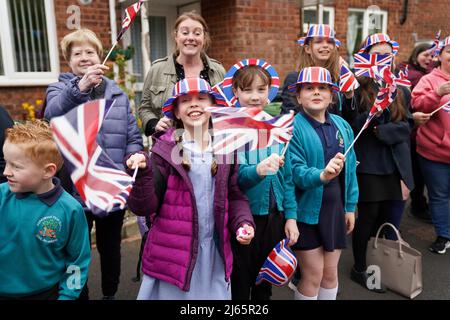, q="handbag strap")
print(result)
[373,223,405,258]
